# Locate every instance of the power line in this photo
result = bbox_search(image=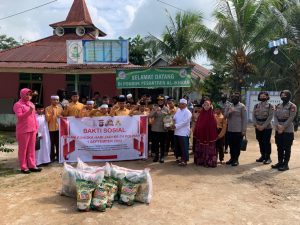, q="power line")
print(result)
[155,0,216,23]
[0,0,58,21]
[156,0,187,12]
